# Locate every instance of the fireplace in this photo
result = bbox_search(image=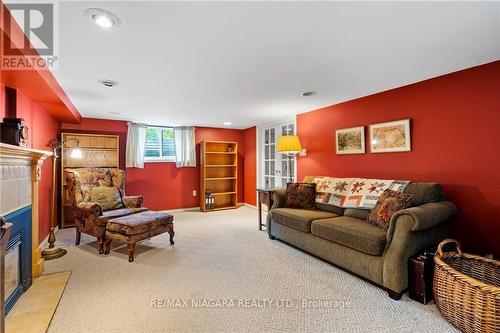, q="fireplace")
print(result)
[5,242,20,301]
[0,143,51,316]
[2,206,32,313]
